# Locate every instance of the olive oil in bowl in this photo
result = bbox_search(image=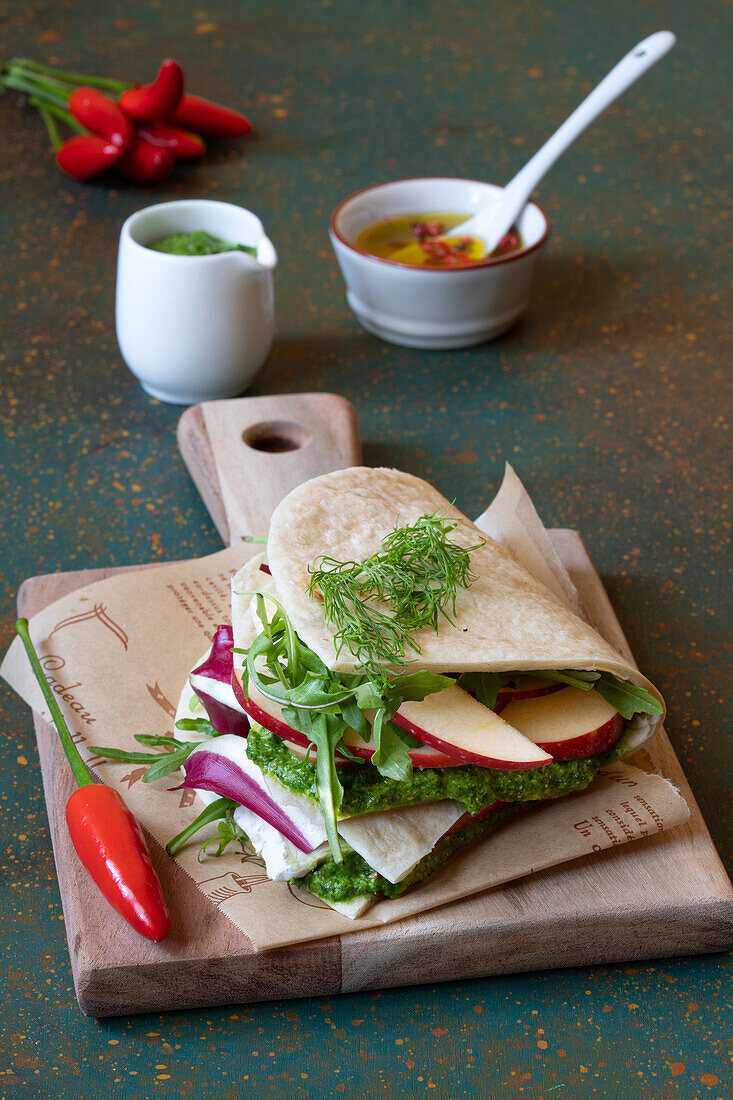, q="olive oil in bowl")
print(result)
[354,214,522,267]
